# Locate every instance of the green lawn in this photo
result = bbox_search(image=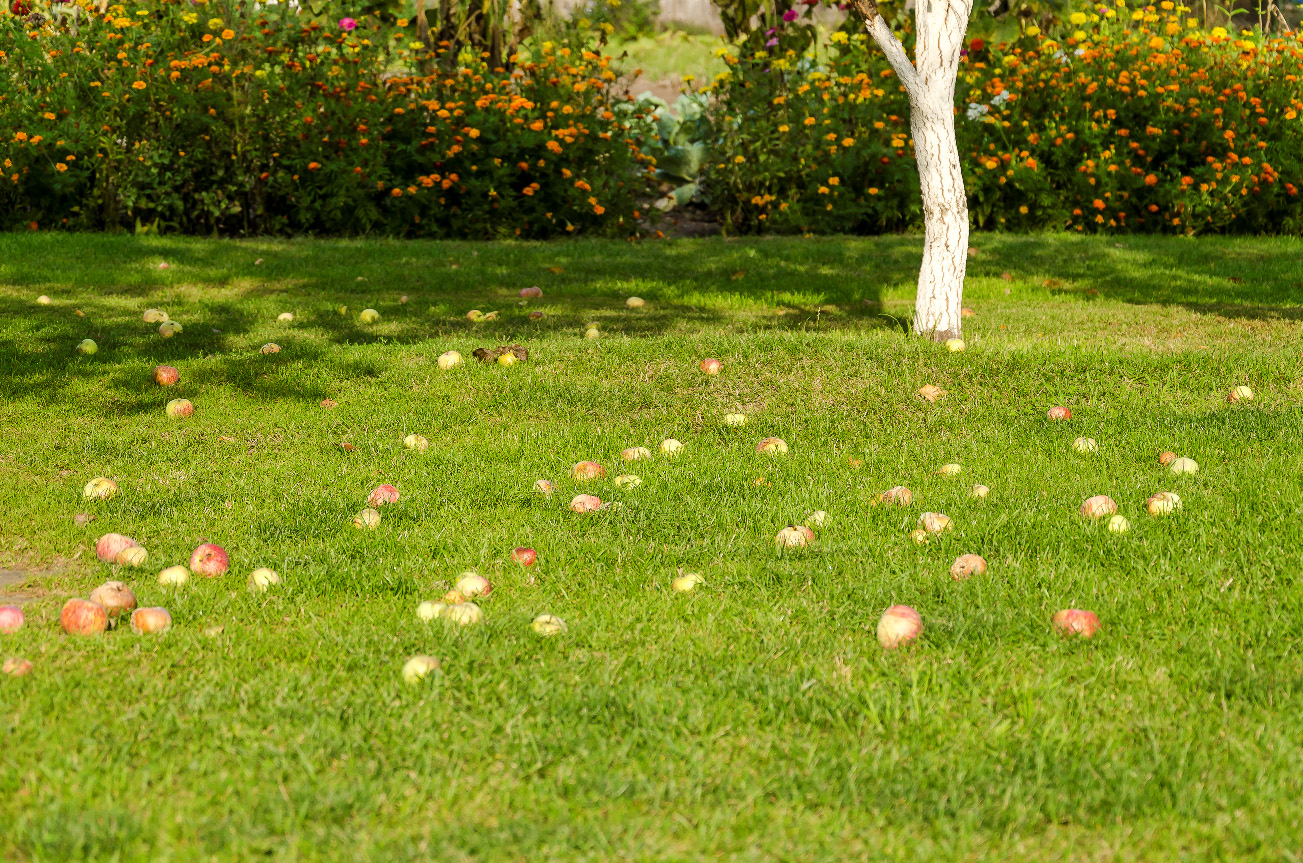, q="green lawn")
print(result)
[2,232,1303,861]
